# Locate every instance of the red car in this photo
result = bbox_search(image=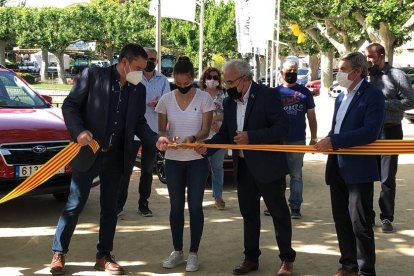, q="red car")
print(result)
[0,67,73,201]
[305,80,321,96]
